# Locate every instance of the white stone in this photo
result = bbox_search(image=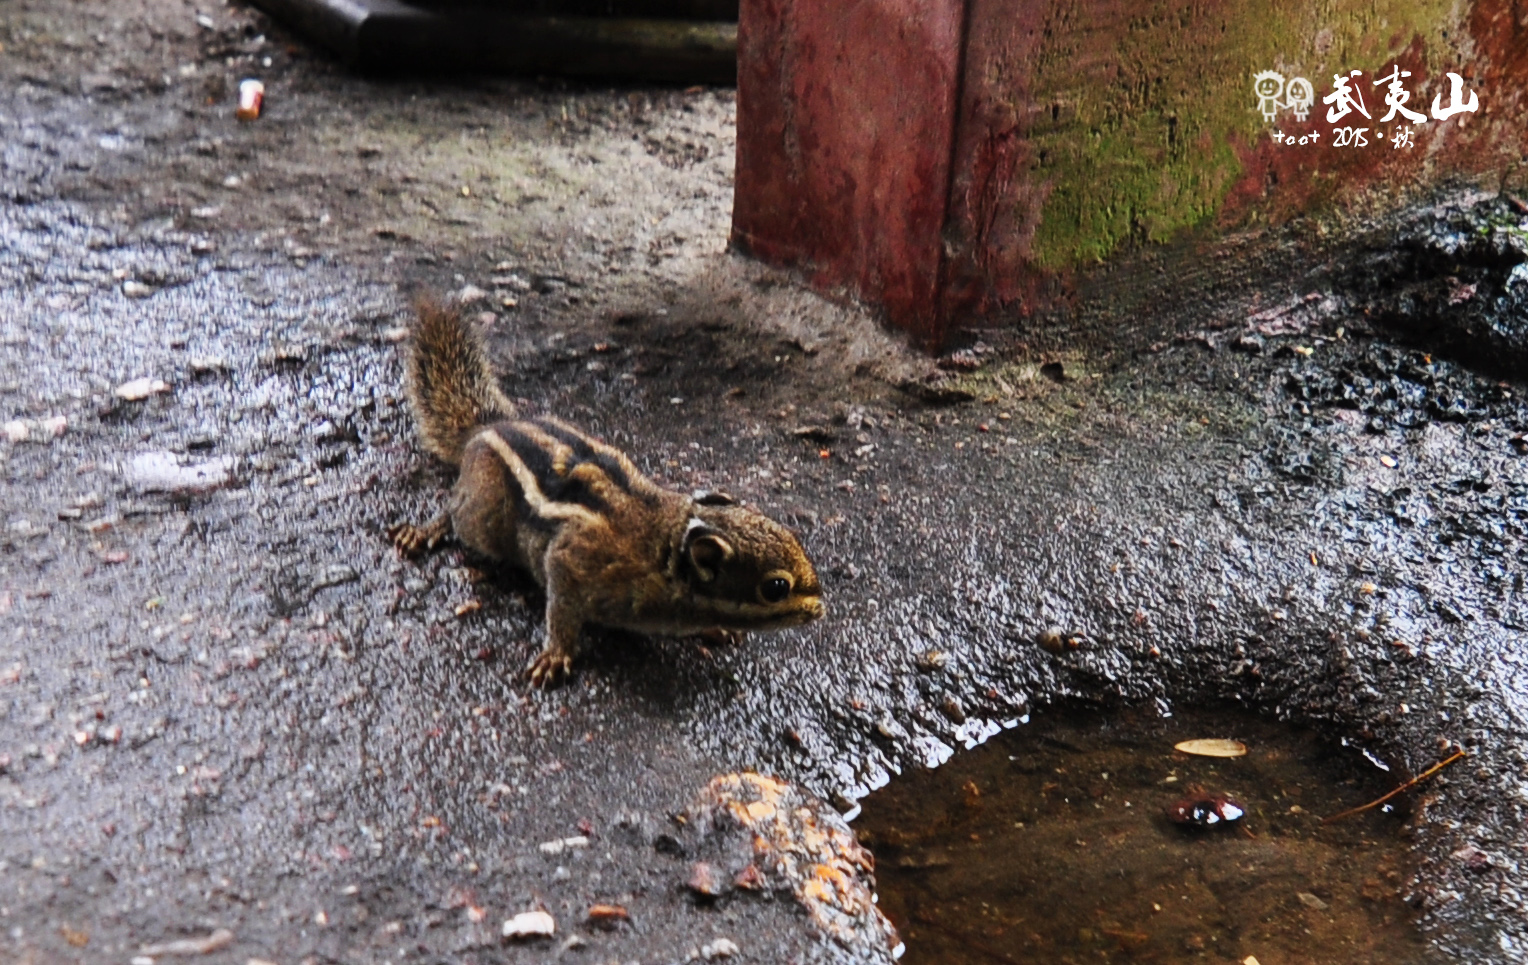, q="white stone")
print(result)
[114,377,170,401]
[501,910,555,939]
[125,452,234,493]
